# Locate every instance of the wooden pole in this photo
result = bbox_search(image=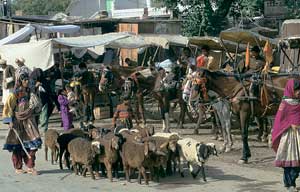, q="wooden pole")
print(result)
[59,46,64,88]
[142,47,148,67]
